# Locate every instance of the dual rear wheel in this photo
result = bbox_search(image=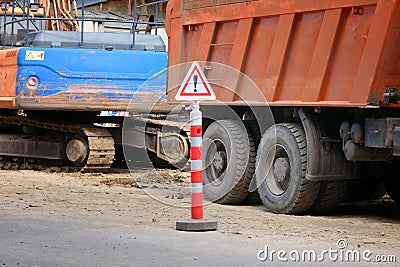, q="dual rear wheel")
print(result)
[202,120,256,204]
[203,120,346,214]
